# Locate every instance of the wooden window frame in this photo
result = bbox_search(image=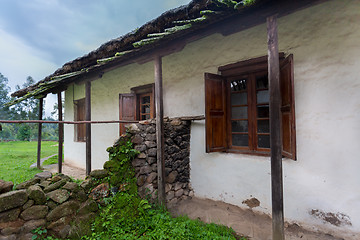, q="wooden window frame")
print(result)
[205,53,296,160]
[74,98,86,142]
[119,83,155,135]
